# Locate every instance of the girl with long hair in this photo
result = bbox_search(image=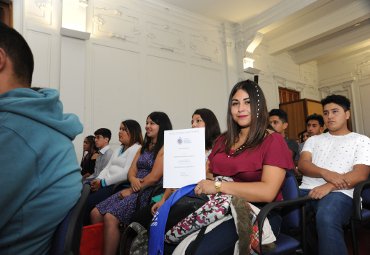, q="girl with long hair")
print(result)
[189,80,294,254]
[90,112,172,255]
